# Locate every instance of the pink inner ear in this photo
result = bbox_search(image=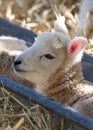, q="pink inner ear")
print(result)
[70,40,83,53]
